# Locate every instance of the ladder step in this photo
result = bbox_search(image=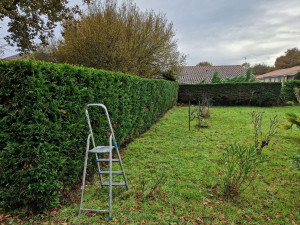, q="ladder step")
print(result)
[89,146,114,154]
[98,171,123,174]
[96,159,120,162]
[101,182,128,186]
[80,208,109,213]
